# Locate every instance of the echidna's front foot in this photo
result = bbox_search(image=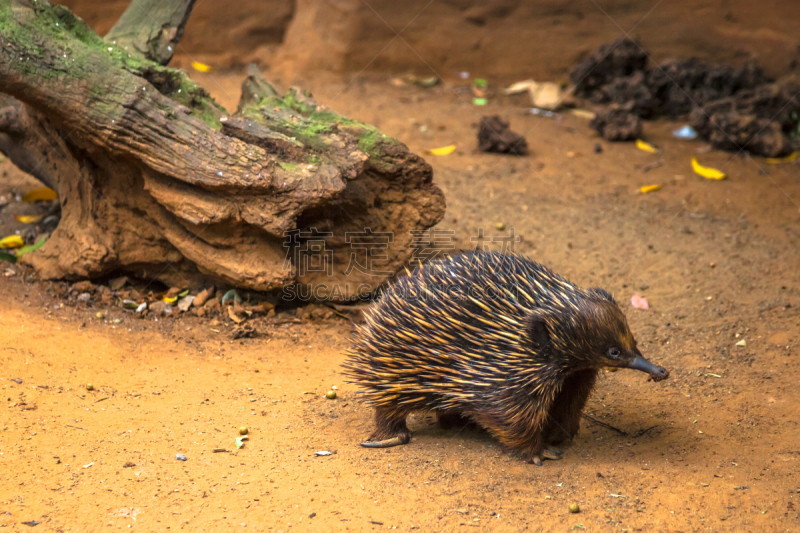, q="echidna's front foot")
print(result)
[360,433,410,448]
[362,407,411,448]
[528,445,564,466]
